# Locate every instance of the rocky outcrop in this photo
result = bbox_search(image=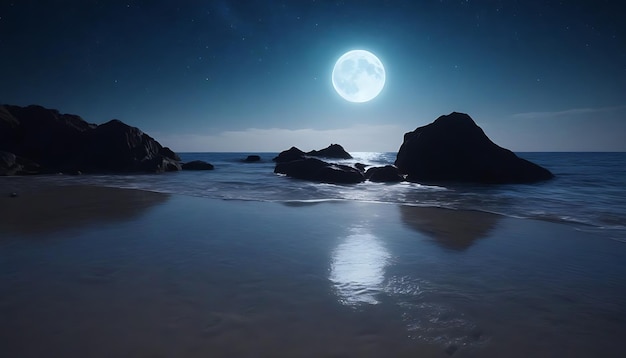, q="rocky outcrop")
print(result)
[0,151,40,176]
[0,104,181,174]
[274,158,364,184]
[0,151,19,176]
[243,155,261,162]
[0,105,20,133]
[354,163,367,172]
[365,165,404,182]
[395,112,554,184]
[273,144,352,162]
[0,105,93,173]
[273,146,306,162]
[83,119,181,173]
[307,144,352,159]
[182,160,214,170]
[160,147,181,162]
[0,151,21,176]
